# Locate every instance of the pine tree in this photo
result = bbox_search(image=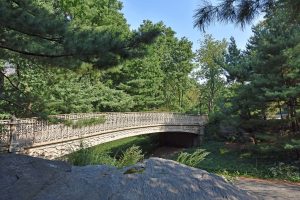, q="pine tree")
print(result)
[194,0,300,31]
[0,0,161,69]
